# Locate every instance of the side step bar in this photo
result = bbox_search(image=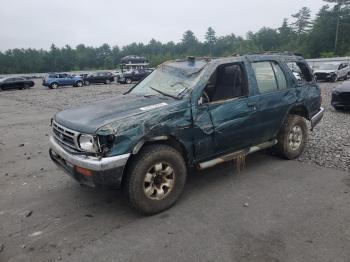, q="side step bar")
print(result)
[198,139,277,170]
